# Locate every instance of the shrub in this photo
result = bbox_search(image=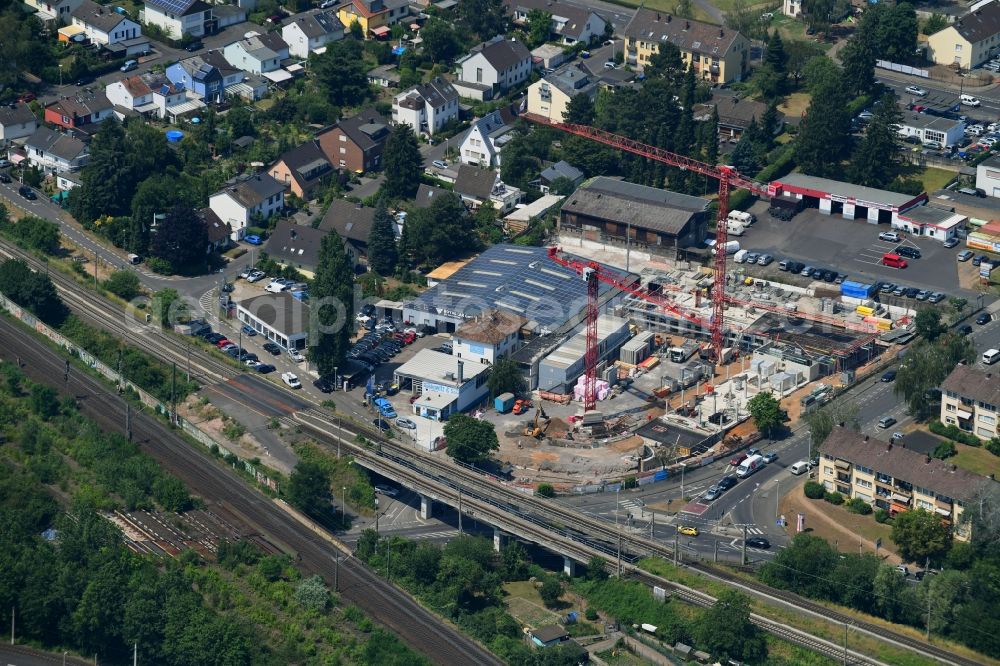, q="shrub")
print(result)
[824,491,844,505]
[929,420,982,447]
[585,608,599,621]
[932,441,957,460]
[103,270,141,300]
[622,476,637,490]
[803,481,826,500]
[987,438,1000,457]
[536,483,555,498]
[875,508,892,524]
[846,498,873,515]
[146,257,172,275]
